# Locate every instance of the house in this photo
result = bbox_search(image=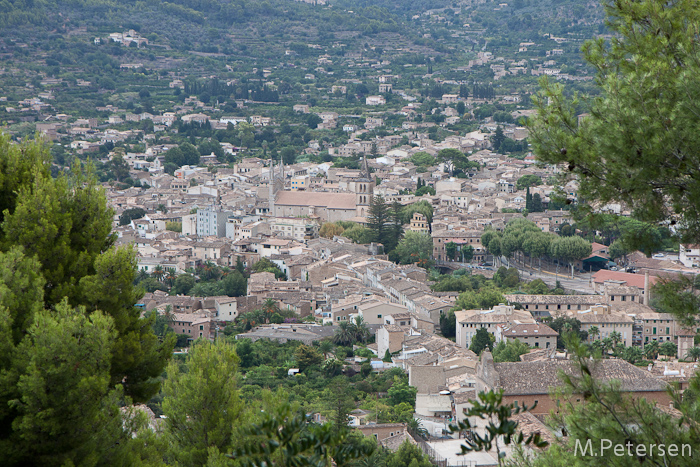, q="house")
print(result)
[441,94,460,103]
[473,352,671,415]
[376,324,407,357]
[636,312,694,346]
[503,294,607,319]
[432,230,485,262]
[359,302,411,326]
[455,304,536,349]
[679,244,700,268]
[569,304,635,347]
[495,323,558,350]
[365,96,386,106]
[169,313,213,341]
[409,212,430,232]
